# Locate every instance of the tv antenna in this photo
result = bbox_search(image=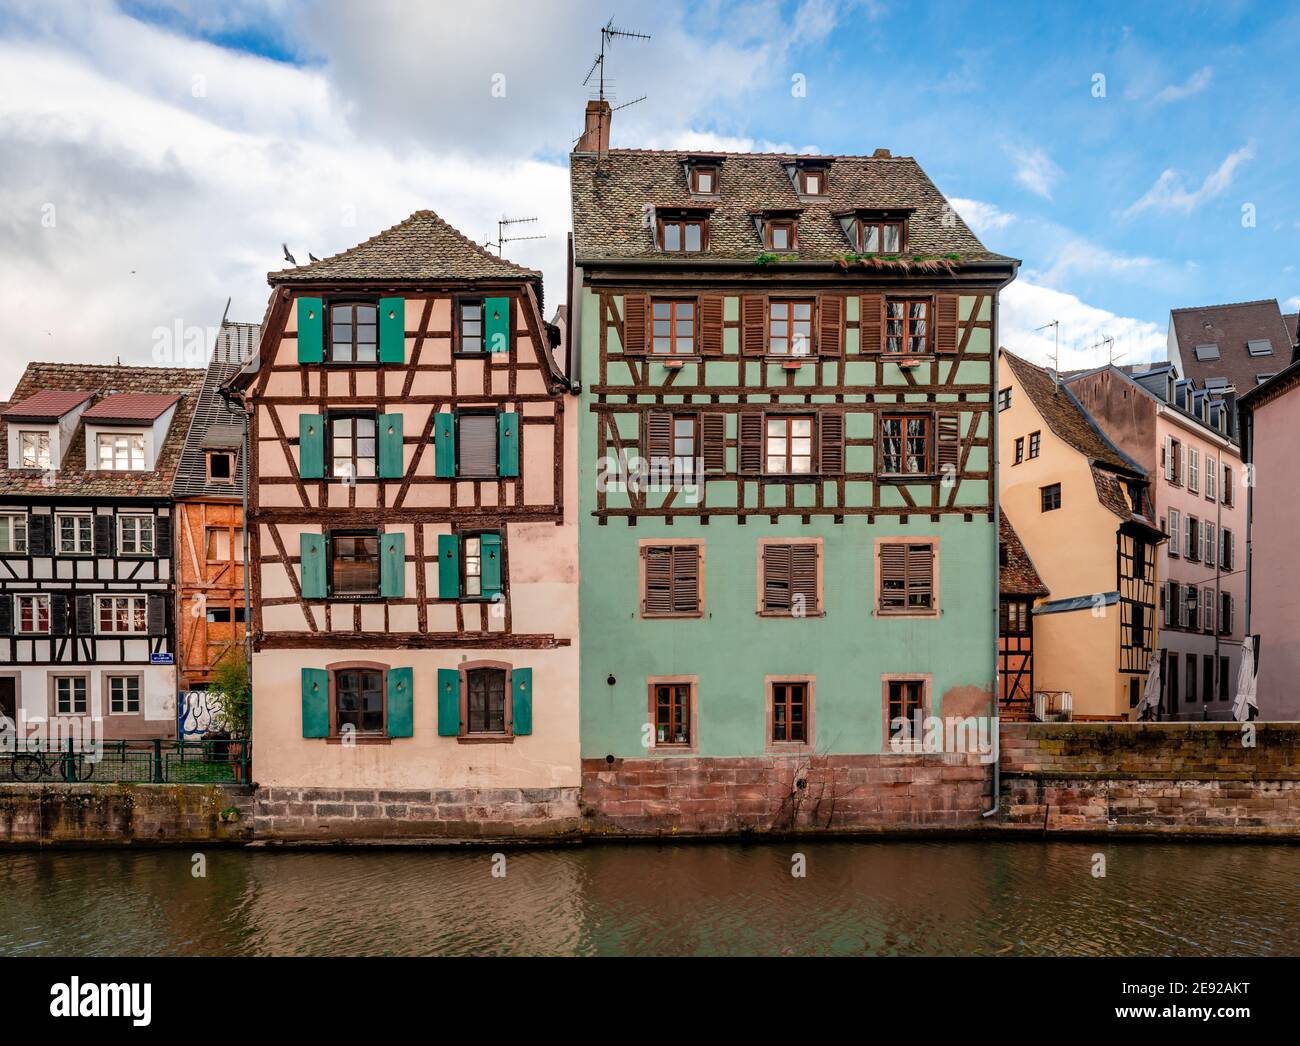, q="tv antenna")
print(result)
[1034,320,1061,387]
[1089,334,1124,367]
[583,18,651,103]
[485,216,546,257]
